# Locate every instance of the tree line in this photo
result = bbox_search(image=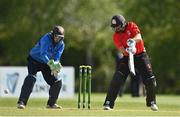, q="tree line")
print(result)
[0,0,179,94]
